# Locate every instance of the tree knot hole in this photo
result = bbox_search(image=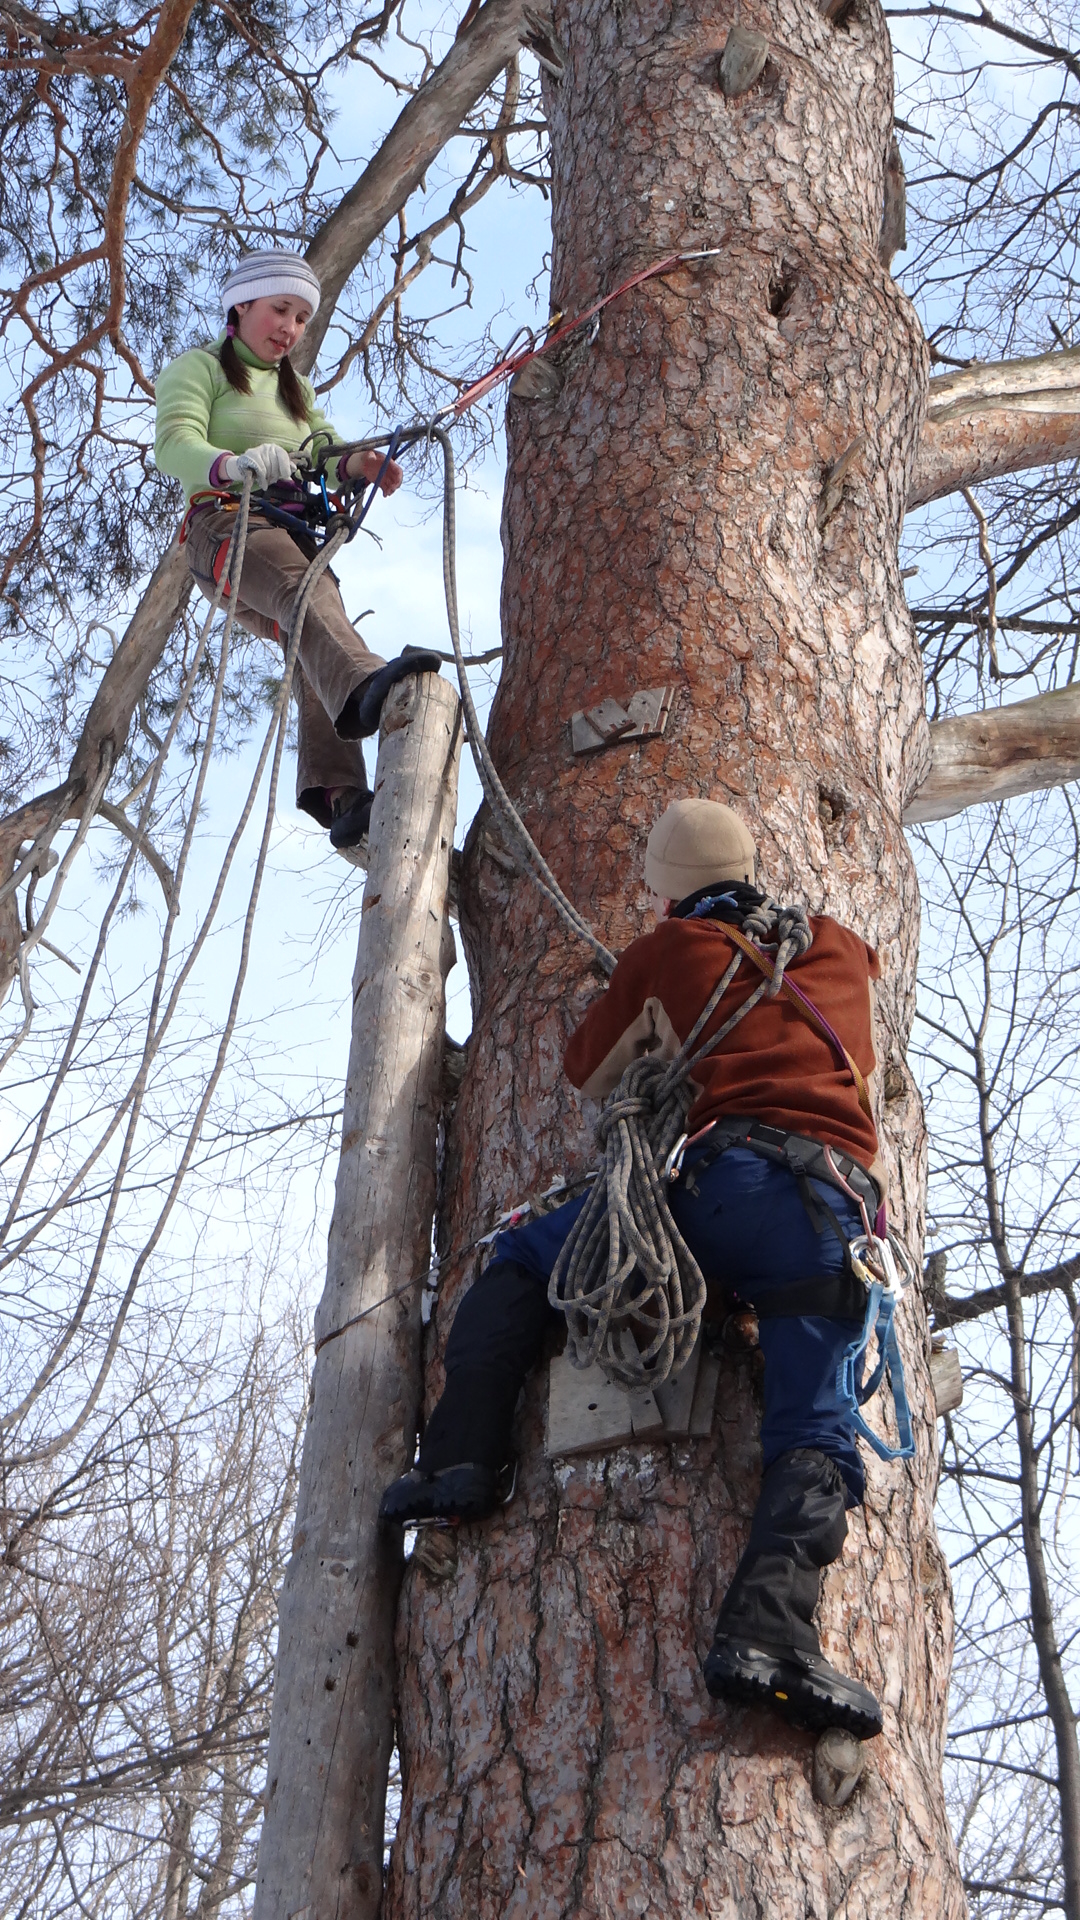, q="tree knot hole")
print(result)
[767,263,798,320]
[817,435,867,531]
[818,0,860,28]
[883,1063,906,1102]
[817,785,847,829]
